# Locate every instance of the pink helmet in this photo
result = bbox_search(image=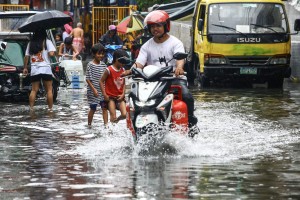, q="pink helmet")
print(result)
[108,24,117,31]
[64,24,72,34]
